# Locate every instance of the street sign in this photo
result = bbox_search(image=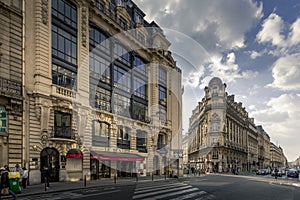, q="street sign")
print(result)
[158,147,168,156]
